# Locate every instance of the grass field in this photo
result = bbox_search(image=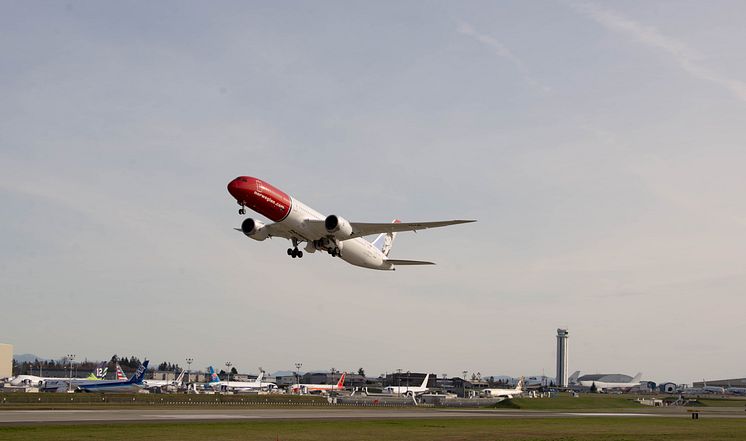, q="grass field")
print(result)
[1,417,744,441]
